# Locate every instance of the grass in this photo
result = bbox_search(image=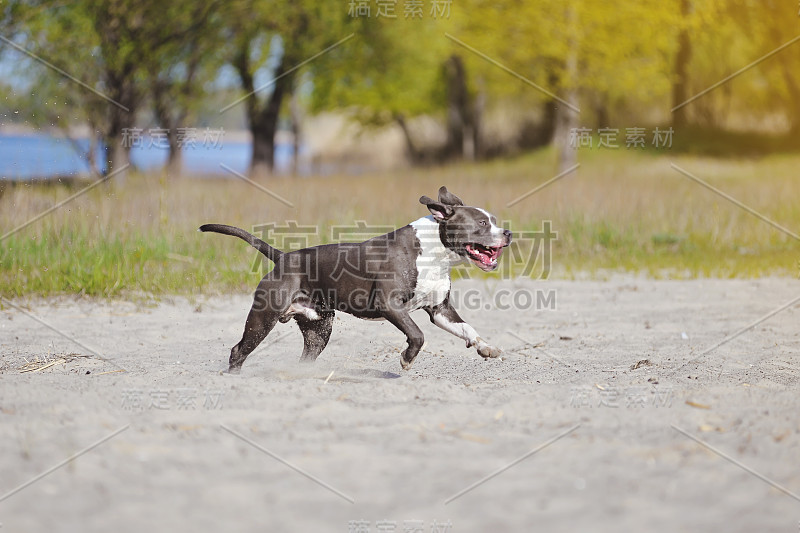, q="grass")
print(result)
[1,146,799,299]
